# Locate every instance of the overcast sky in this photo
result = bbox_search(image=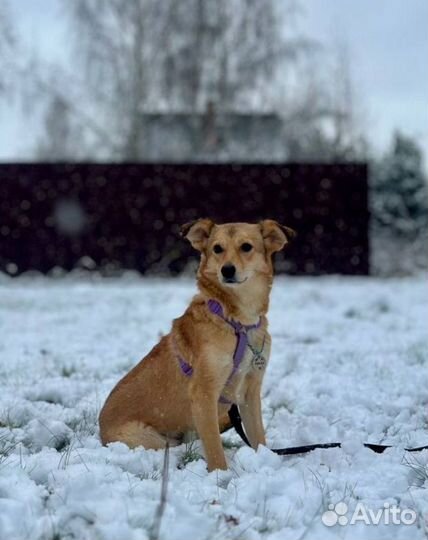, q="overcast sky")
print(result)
[303,0,428,161]
[1,0,427,164]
